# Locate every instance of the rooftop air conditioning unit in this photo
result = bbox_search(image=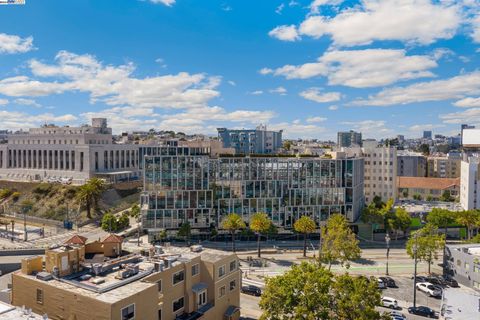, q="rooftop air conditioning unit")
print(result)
[190,245,203,252]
